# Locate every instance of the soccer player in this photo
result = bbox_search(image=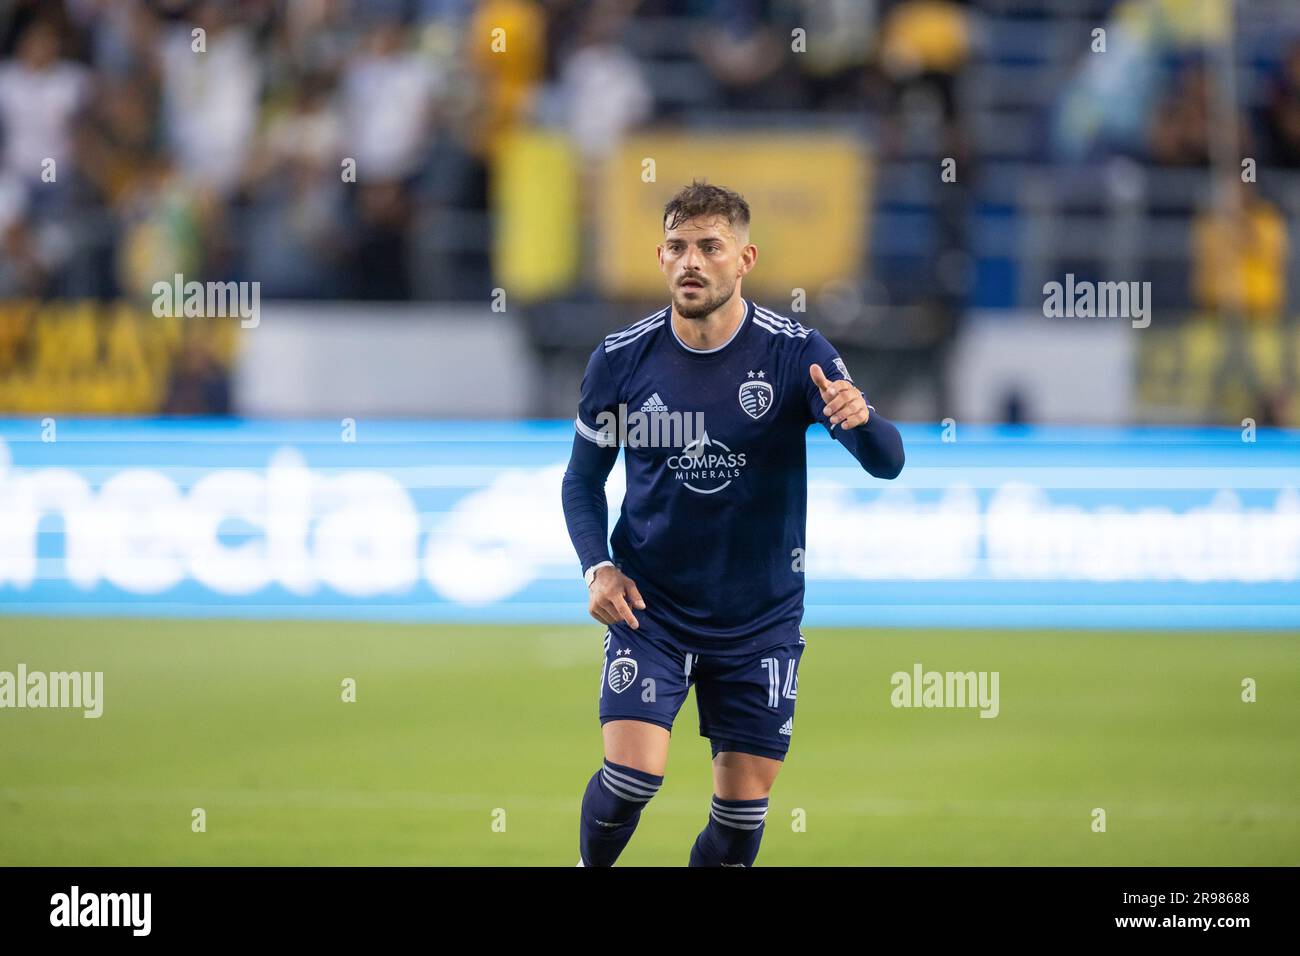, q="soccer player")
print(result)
[562,181,904,866]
